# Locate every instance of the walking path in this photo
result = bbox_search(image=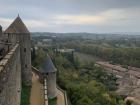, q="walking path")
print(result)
[30,72,44,105]
[57,89,65,105]
[30,71,66,105]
